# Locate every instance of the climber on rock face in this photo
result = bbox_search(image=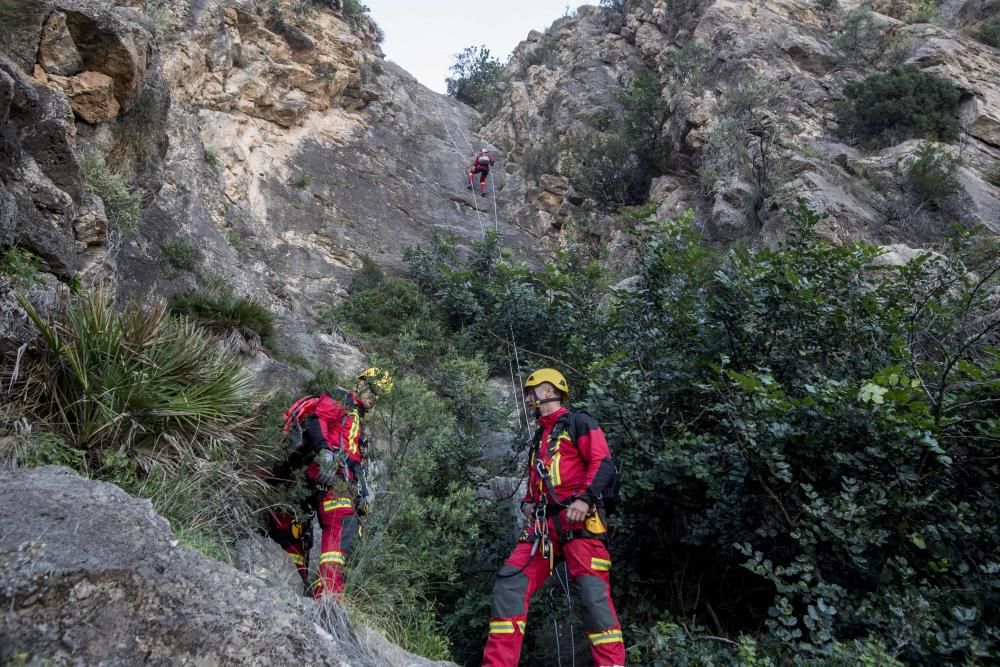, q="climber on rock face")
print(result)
[481,368,626,667]
[467,147,496,197]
